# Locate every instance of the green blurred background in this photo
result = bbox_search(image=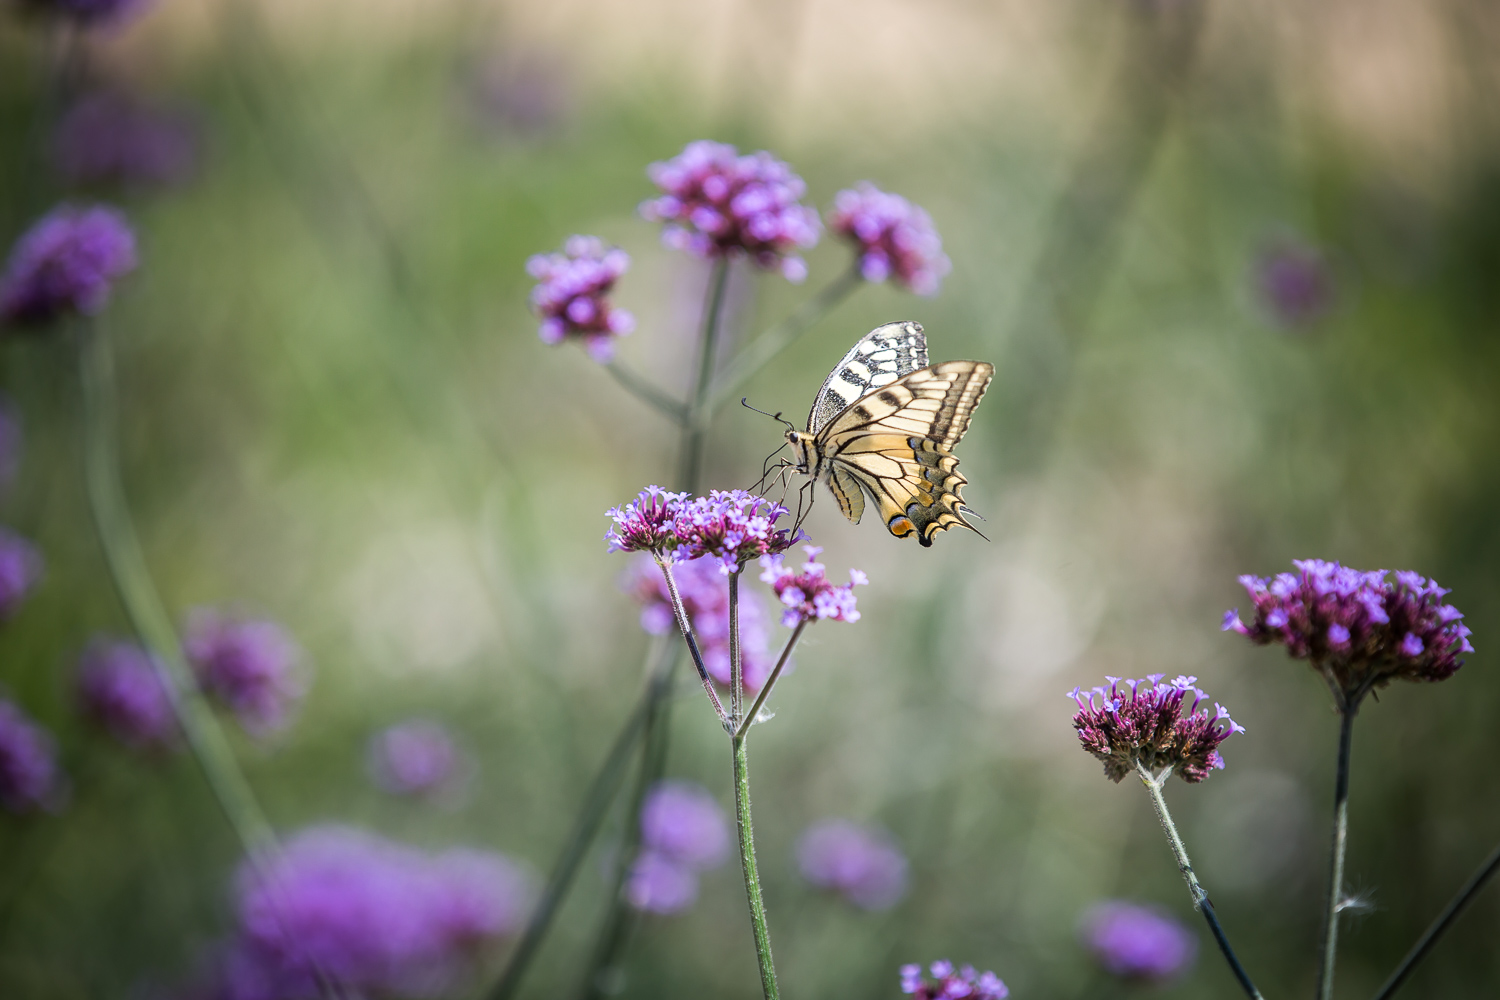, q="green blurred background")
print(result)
[1,0,1498,996]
